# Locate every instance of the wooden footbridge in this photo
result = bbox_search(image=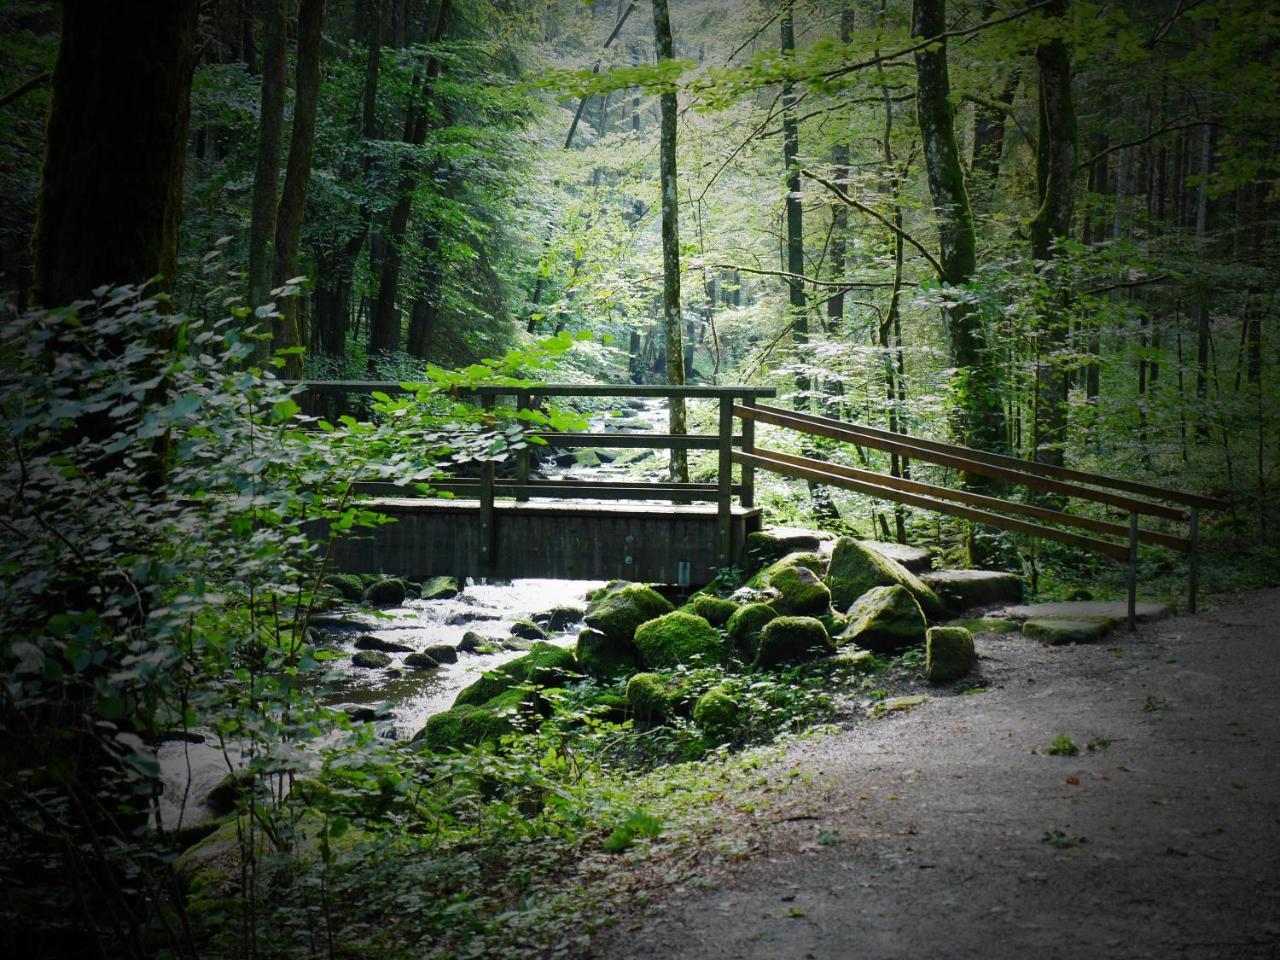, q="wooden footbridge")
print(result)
[297,381,1222,619]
